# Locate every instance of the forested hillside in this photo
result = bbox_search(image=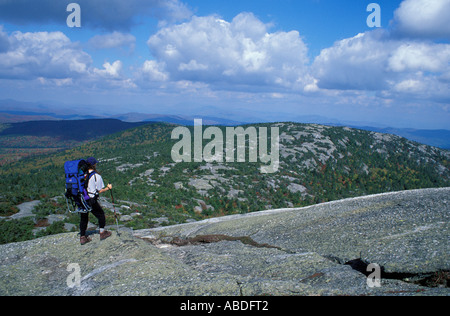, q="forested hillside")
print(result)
[0,122,448,244]
[0,119,148,165]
